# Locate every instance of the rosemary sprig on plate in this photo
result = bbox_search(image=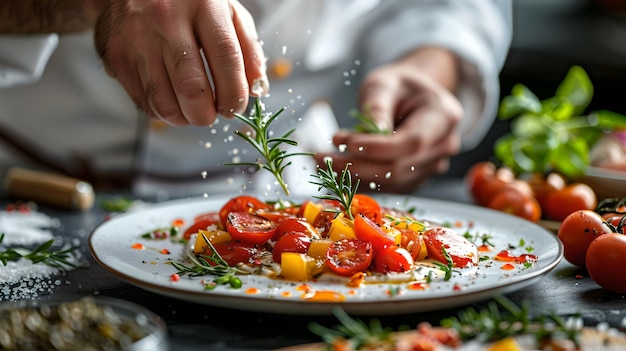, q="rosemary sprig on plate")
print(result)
[0,233,77,269]
[171,232,245,289]
[310,158,360,220]
[227,98,314,196]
